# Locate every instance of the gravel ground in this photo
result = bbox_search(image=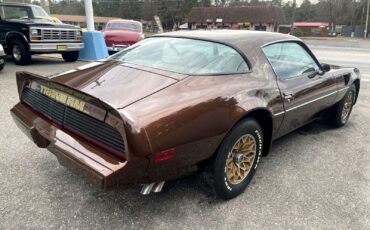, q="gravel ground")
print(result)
[0,55,369,229]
